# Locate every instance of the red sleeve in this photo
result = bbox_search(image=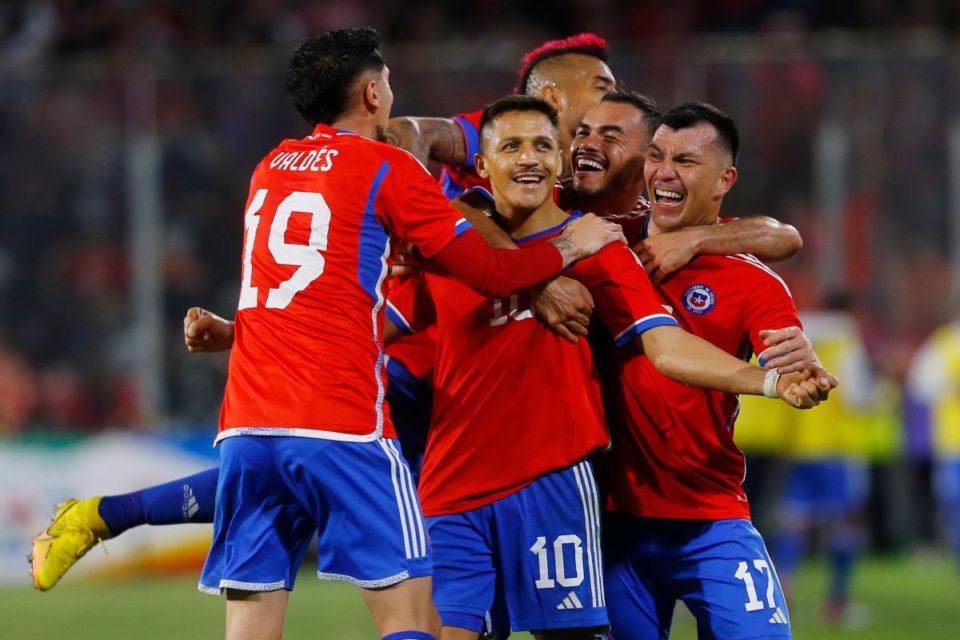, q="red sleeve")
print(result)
[386,273,435,335]
[568,243,679,346]
[430,229,563,298]
[377,148,473,258]
[738,258,803,358]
